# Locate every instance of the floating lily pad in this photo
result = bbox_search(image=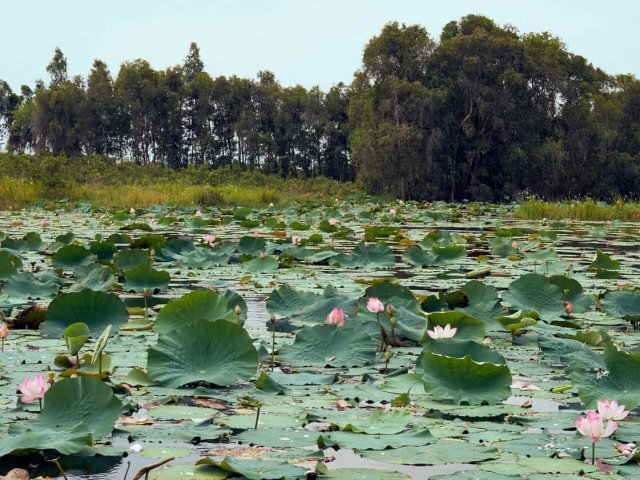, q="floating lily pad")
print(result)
[147,319,258,387]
